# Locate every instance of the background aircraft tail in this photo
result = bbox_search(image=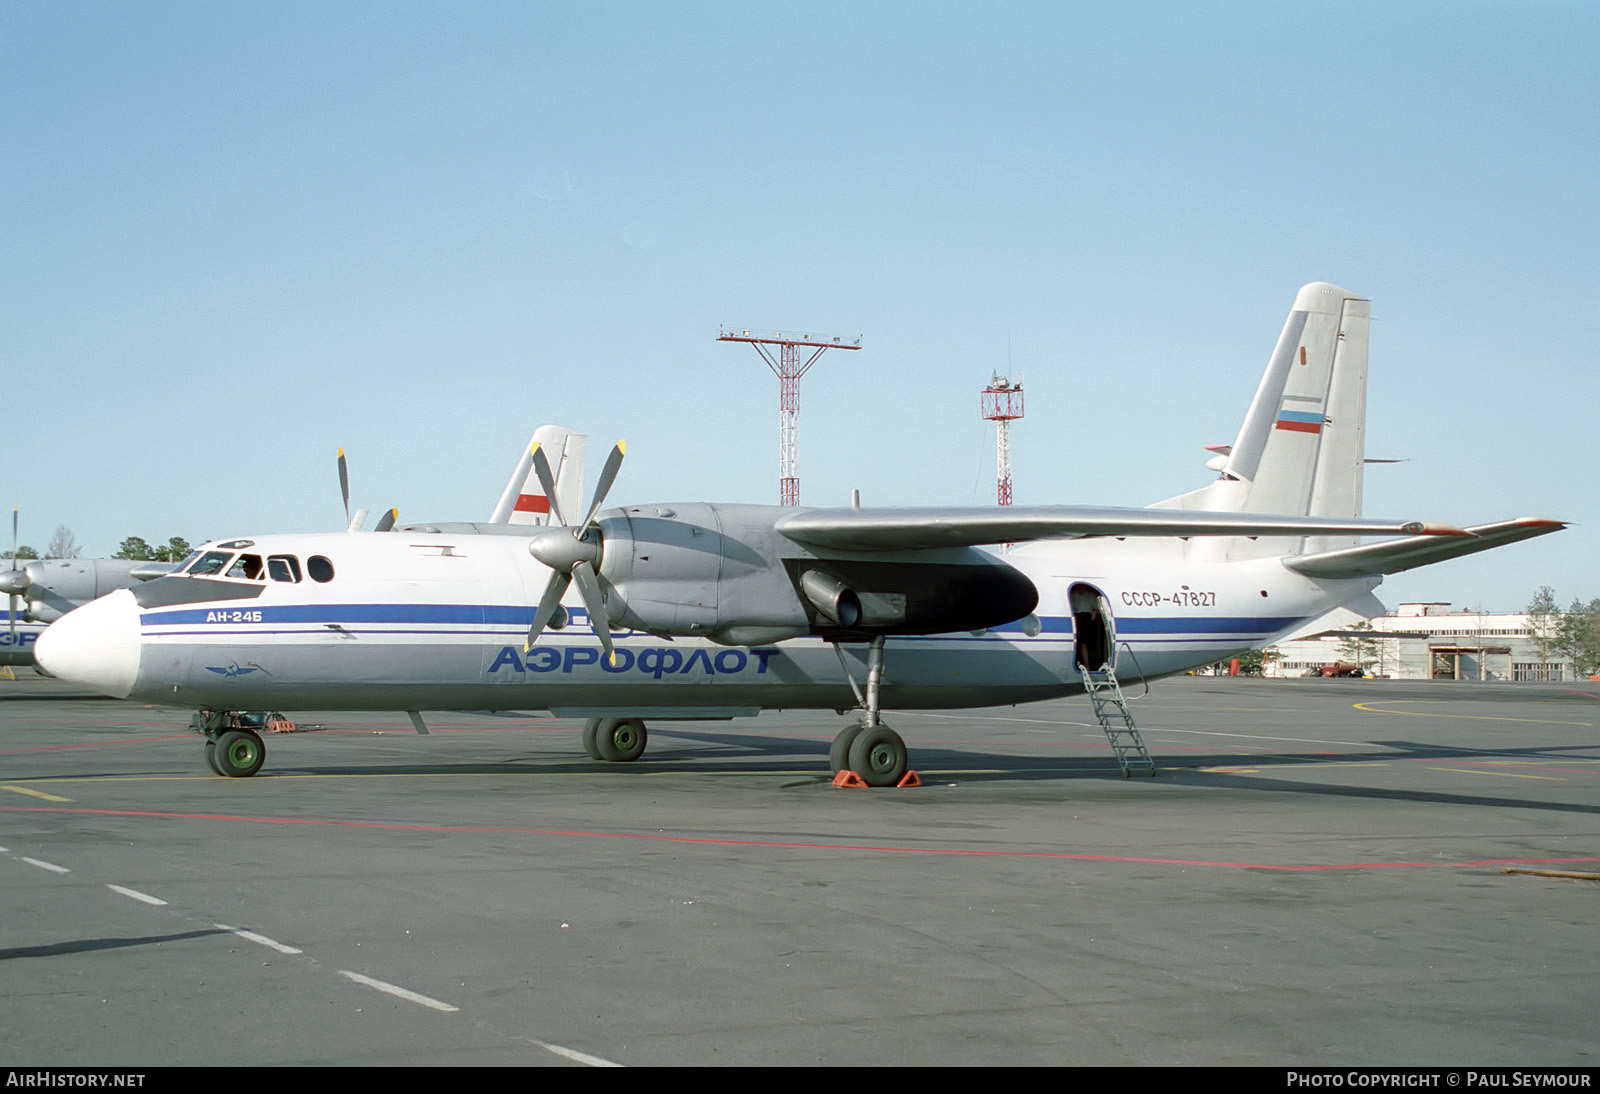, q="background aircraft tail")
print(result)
[1152,282,1370,559]
[489,425,587,525]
